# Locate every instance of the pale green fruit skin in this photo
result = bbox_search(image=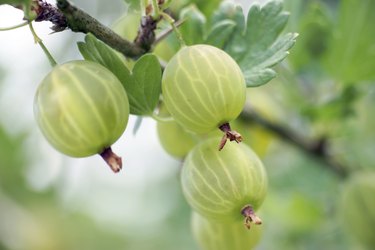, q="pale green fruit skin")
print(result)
[340,172,375,248]
[181,137,267,222]
[157,120,197,158]
[162,45,246,134]
[156,104,197,158]
[34,60,129,157]
[191,212,262,250]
